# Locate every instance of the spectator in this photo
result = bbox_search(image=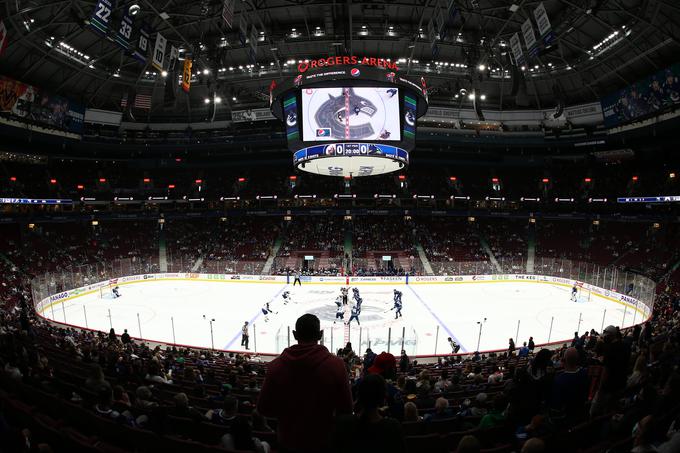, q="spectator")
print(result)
[257,314,352,453]
[424,397,453,421]
[518,342,530,357]
[590,325,631,416]
[550,347,589,424]
[399,350,409,372]
[521,438,546,453]
[121,329,131,344]
[363,348,376,372]
[167,392,204,421]
[487,367,504,384]
[456,434,481,453]
[332,374,406,453]
[508,338,515,354]
[403,402,421,422]
[207,395,238,427]
[84,363,111,393]
[479,394,507,429]
[527,336,535,352]
[434,370,451,393]
[220,417,271,453]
